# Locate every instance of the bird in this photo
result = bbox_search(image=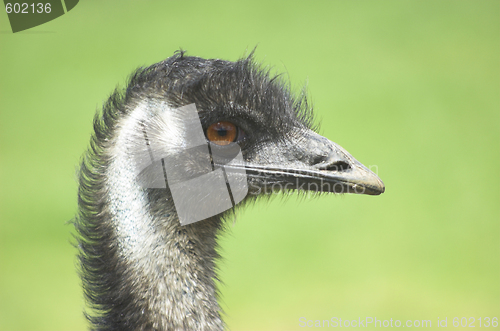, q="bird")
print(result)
[75,50,385,331]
